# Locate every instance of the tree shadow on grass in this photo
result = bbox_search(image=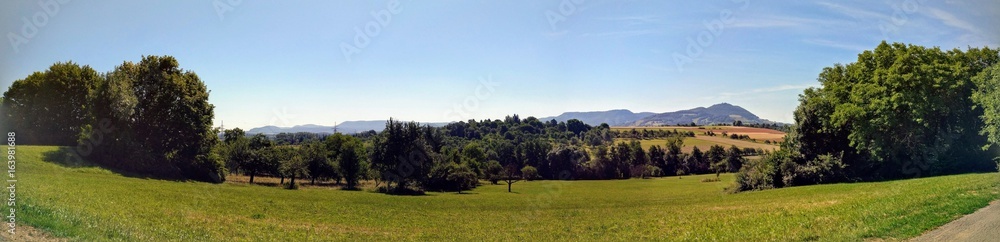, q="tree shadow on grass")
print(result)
[40,147,98,169]
[39,146,188,182]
